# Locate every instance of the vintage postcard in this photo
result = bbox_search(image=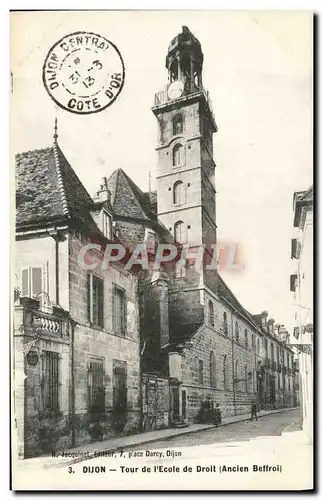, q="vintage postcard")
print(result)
[11,10,313,491]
